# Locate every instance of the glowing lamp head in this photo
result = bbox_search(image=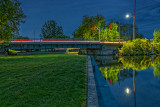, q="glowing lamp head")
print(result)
[125,14,130,18]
